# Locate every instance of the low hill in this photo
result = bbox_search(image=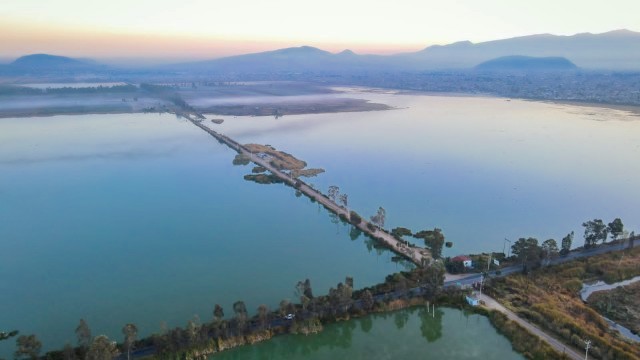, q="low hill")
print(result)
[475,56,578,71]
